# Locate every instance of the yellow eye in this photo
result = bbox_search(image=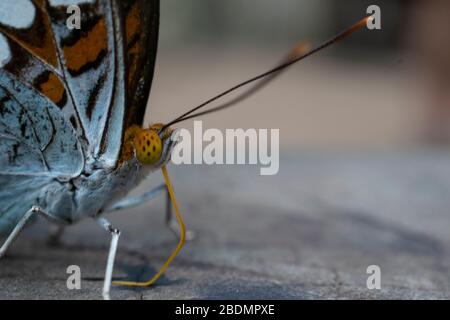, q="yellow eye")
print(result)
[134,130,162,165]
